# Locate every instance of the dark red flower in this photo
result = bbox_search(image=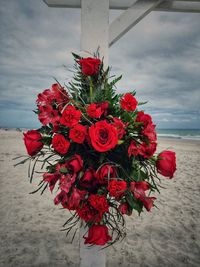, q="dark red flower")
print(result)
[79,168,97,188]
[84,225,112,246]
[60,105,81,127]
[96,165,116,184]
[141,196,156,211]
[130,181,150,199]
[140,142,157,159]
[23,130,43,156]
[156,150,176,178]
[87,103,102,118]
[79,57,101,76]
[128,141,139,157]
[52,134,70,155]
[88,194,109,213]
[54,190,68,206]
[136,111,152,127]
[89,120,118,152]
[142,123,157,142]
[119,202,132,215]
[107,180,127,198]
[77,203,102,223]
[120,93,138,112]
[112,117,127,139]
[43,172,60,192]
[66,188,82,210]
[38,105,60,126]
[59,173,76,193]
[66,154,83,173]
[69,124,87,144]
